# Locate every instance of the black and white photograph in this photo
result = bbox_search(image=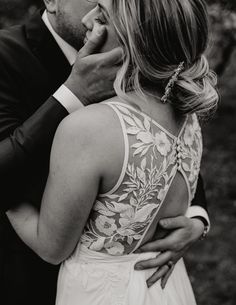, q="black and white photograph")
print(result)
[0,1,235,305]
